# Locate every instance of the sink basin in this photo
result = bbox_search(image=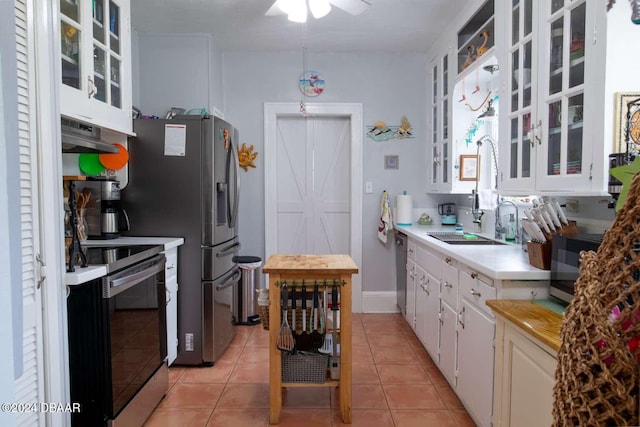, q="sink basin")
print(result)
[427,232,507,245]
